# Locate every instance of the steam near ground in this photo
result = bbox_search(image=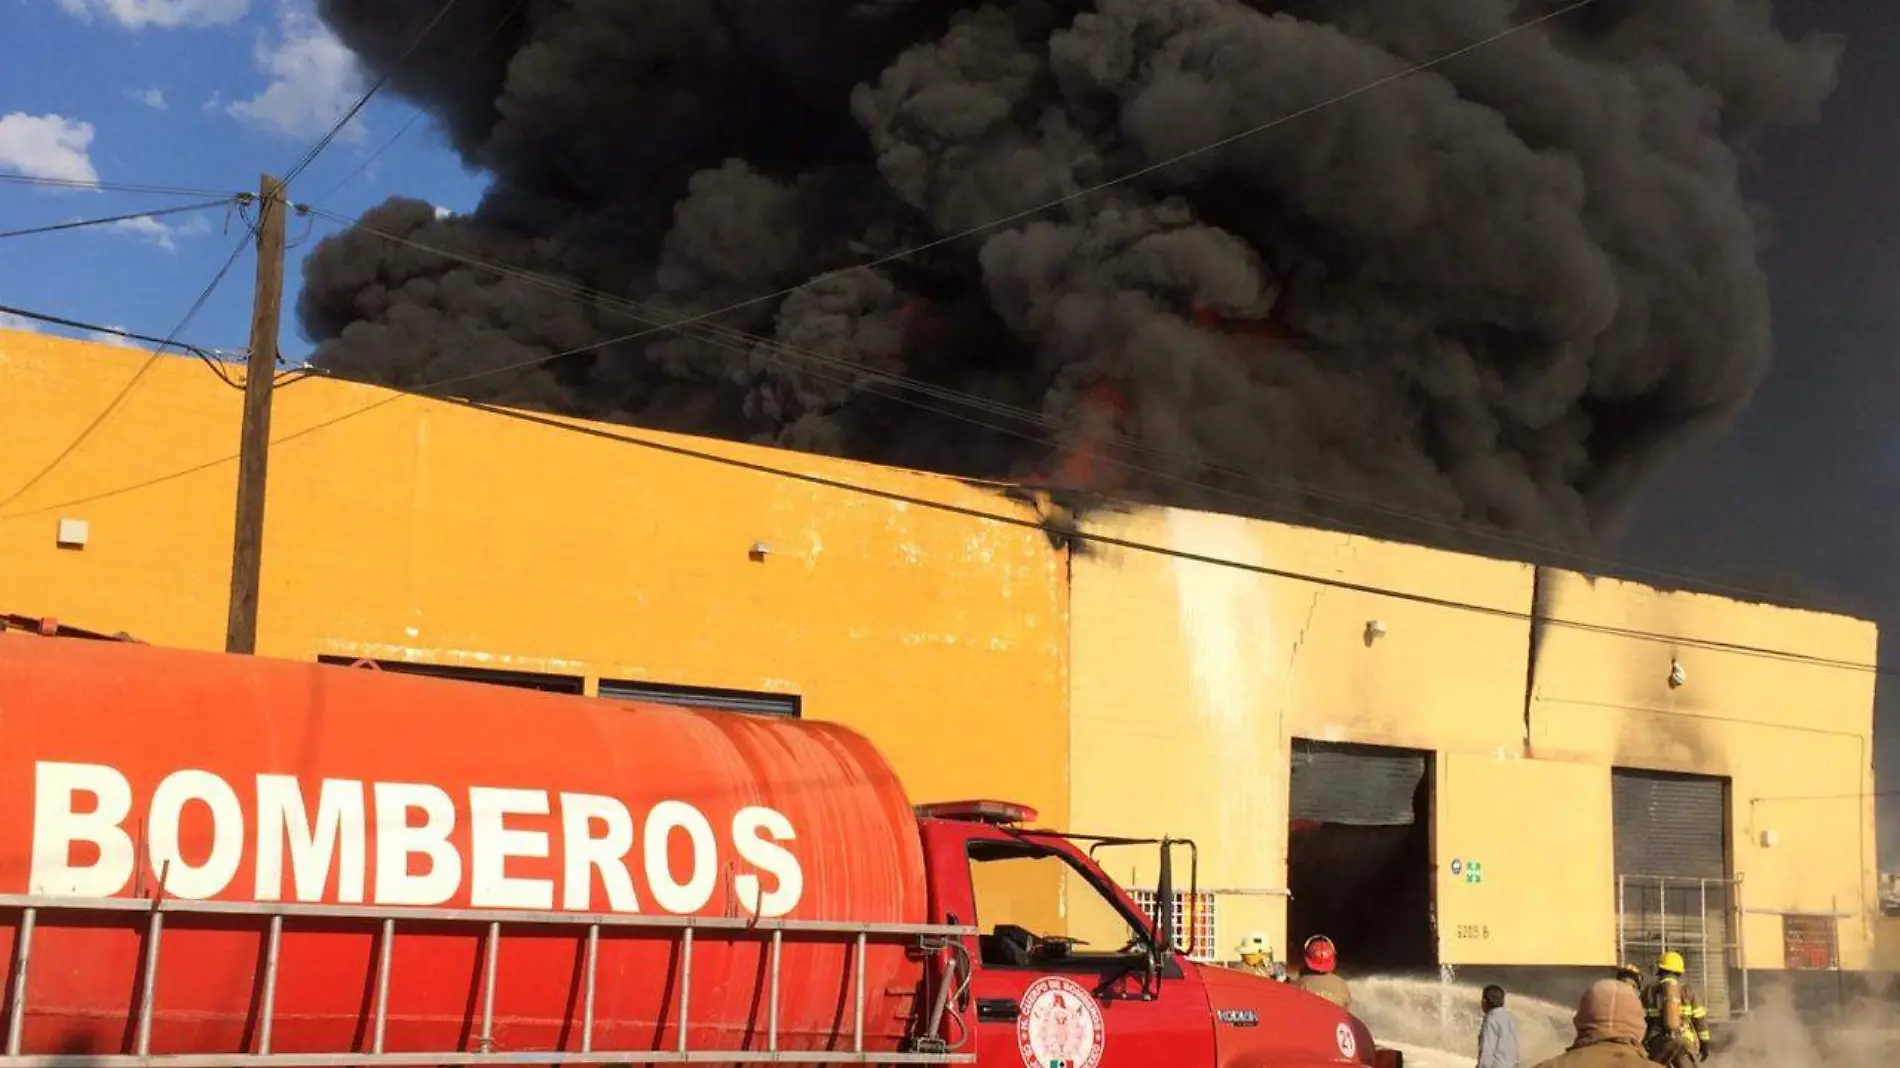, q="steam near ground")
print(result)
[1350,976,1900,1068]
